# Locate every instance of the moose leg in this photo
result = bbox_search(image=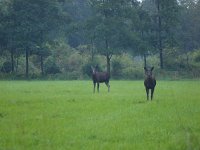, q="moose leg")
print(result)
[97,83,100,93]
[93,82,96,93]
[146,87,149,100]
[151,88,154,100]
[105,82,110,92]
